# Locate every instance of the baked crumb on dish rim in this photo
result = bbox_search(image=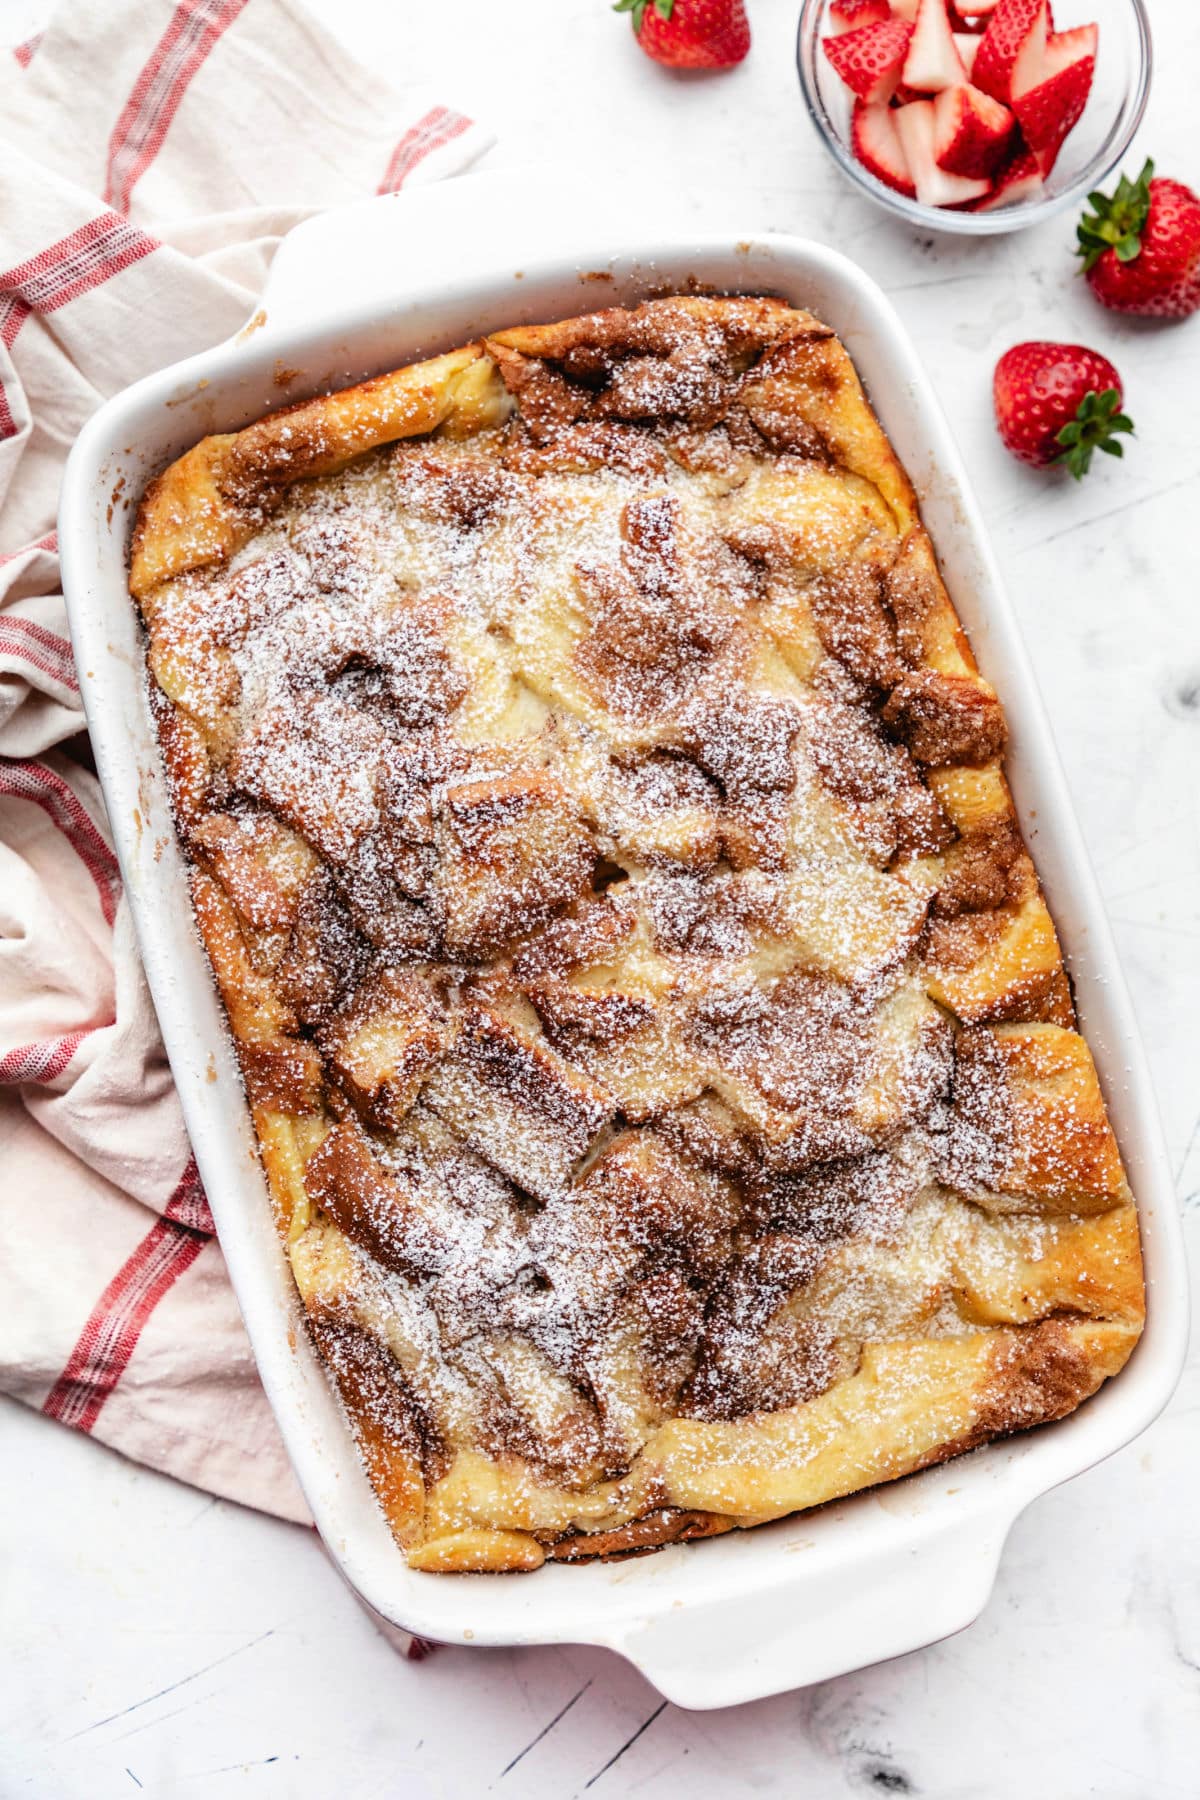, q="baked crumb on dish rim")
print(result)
[130,294,1144,1574]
